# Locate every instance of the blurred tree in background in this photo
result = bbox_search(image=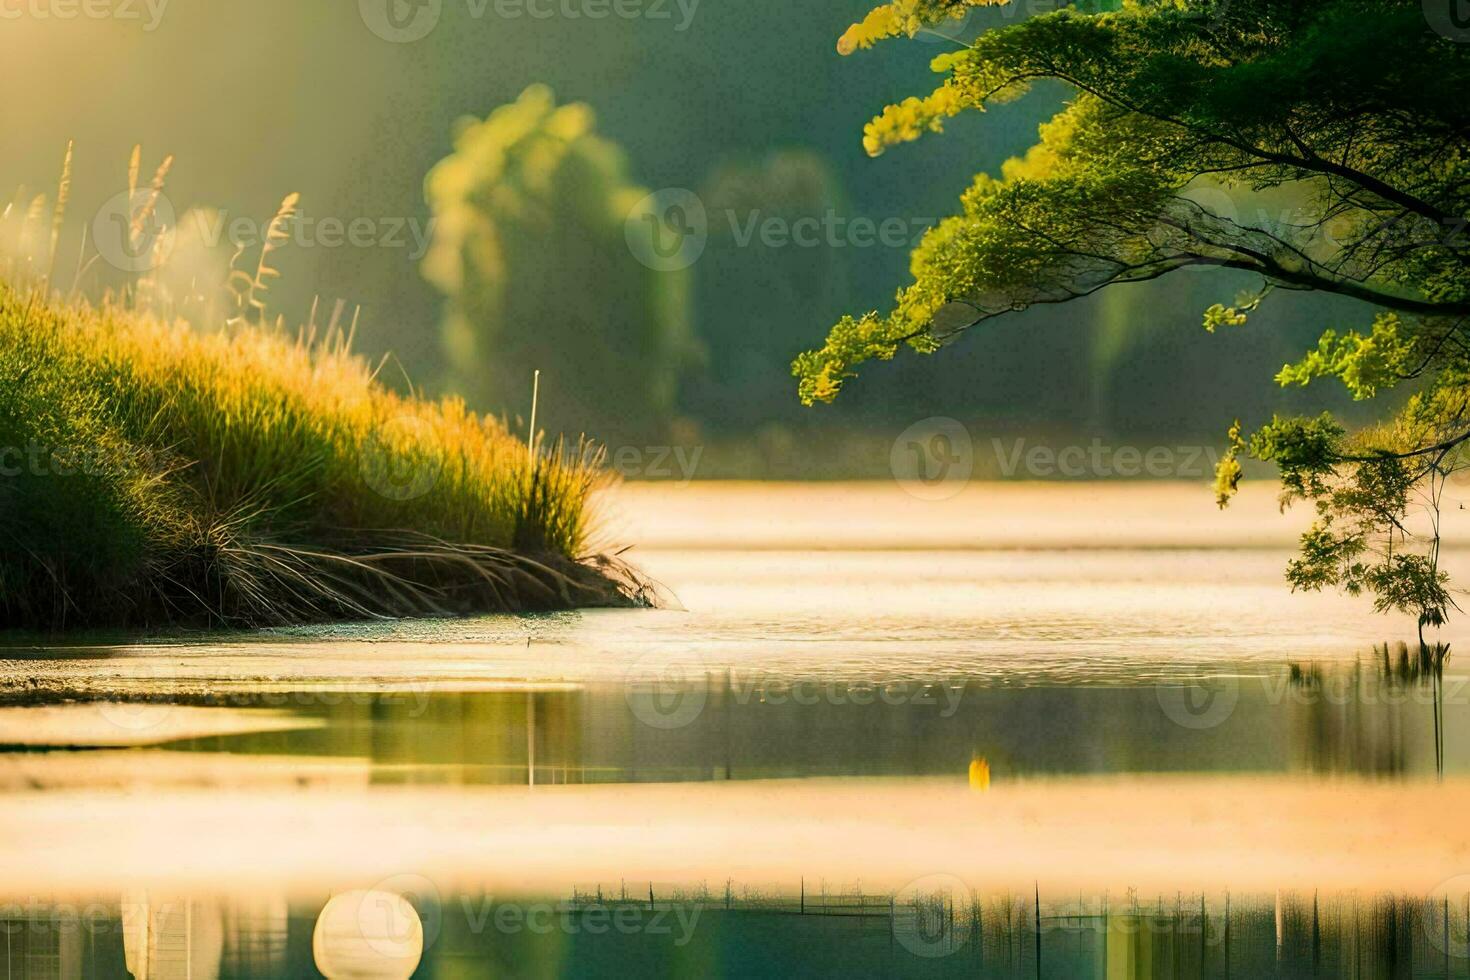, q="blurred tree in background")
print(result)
[423,85,699,445]
[686,150,847,431]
